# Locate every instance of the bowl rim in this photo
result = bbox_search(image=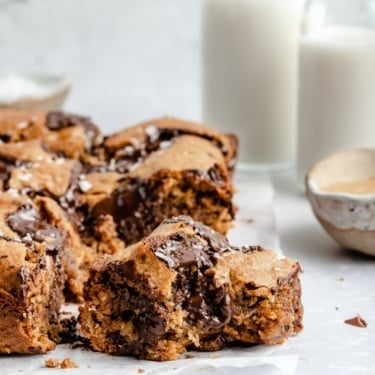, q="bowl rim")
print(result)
[0,73,71,105]
[306,147,375,198]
